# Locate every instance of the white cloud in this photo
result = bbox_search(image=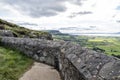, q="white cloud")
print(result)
[0,0,120,33]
